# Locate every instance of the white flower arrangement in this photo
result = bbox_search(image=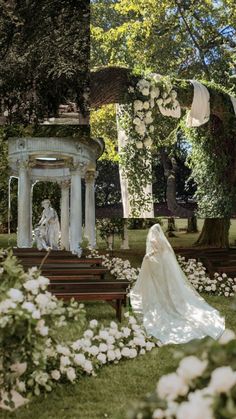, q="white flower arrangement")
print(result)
[178,256,236,297]
[88,249,236,298]
[0,250,157,411]
[129,73,181,149]
[128,329,236,419]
